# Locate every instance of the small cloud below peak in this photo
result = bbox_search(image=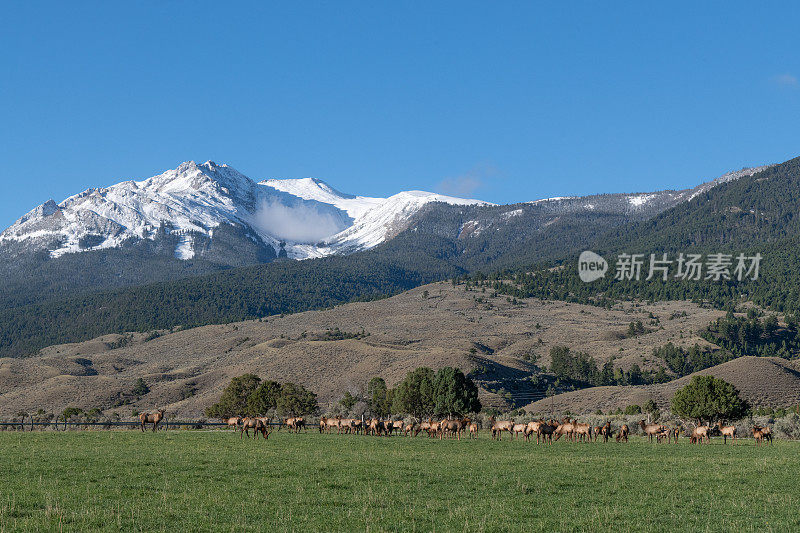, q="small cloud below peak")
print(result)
[771,73,799,88]
[436,164,498,198]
